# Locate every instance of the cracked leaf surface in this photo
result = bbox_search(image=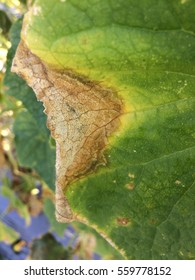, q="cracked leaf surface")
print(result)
[11,0,195,259]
